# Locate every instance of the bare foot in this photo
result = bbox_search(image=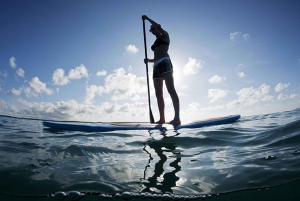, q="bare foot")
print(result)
[168,119,181,126]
